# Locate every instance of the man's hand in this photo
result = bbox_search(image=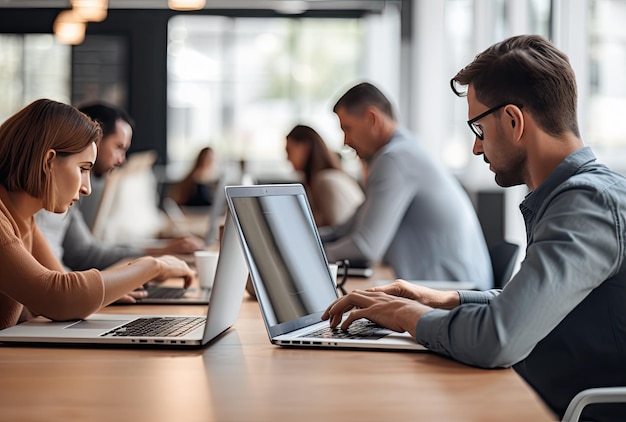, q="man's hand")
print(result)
[367,279,461,310]
[145,236,205,256]
[321,280,461,339]
[321,289,432,339]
